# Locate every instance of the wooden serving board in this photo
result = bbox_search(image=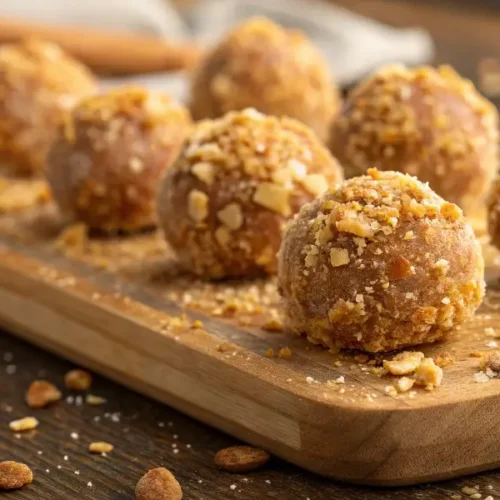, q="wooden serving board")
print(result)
[2,180,500,486]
